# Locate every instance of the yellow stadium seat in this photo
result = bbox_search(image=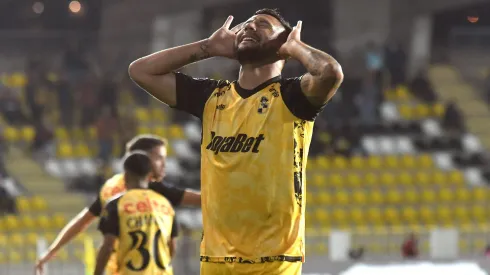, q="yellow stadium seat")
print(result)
[401,155,415,168]
[26,250,37,261]
[8,251,22,263]
[432,171,447,186]
[367,207,382,225]
[364,173,379,187]
[5,215,20,230]
[439,189,454,203]
[383,207,400,225]
[350,156,365,169]
[420,206,435,225]
[398,172,413,186]
[151,108,166,122]
[369,189,384,205]
[436,206,452,225]
[0,252,5,264]
[15,196,30,212]
[456,188,470,202]
[137,126,151,135]
[432,103,445,117]
[449,170,464,185]
[316,156,330,169]
[421,190,436,204]
[37,215,52,229]
[332,208,347,225]
[153,126,166,139]
[312,173,327,188]
[3,126,19,142]
[329,174,343,188]
[414,104,430,118]
[386,189,402,204]
[10,72,27,87]
[398,104,413,119]
[26,233,38,246]
[44,232,56,242]
[472,205,486,223]
[346,174,361,188]
[52,213,67,228]
[314,208,329,224]
[55,127,69,140]
[417,154,433,168]
[405,188,418,204]
[334,191,349,205]
[57,142,74,158]
[10,233,24,247]
[367,156,382,169]
[401,206,418,224]
[455,206,470,223]
[73,142,91,158]
[20,216,36,230]
[134,108,151,123]
[473,188,487,202]
[350,208,365,225]
[384,155,399,168]
[395,86,410,100]
[415,172,430,186]
[380,172,395,187]
[352,191,367,205]
[316,192,332,205]
[31,196,48,212]
[0,234,6,246]
[87,127,97,140]
[332,156,347,169]
[169,124,185,139]
[20,126,35,143]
